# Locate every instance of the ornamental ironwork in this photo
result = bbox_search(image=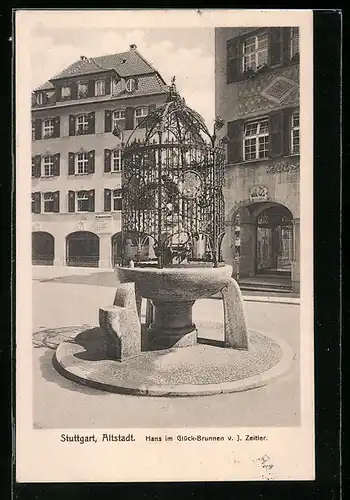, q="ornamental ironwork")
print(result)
[119,77,227,268]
